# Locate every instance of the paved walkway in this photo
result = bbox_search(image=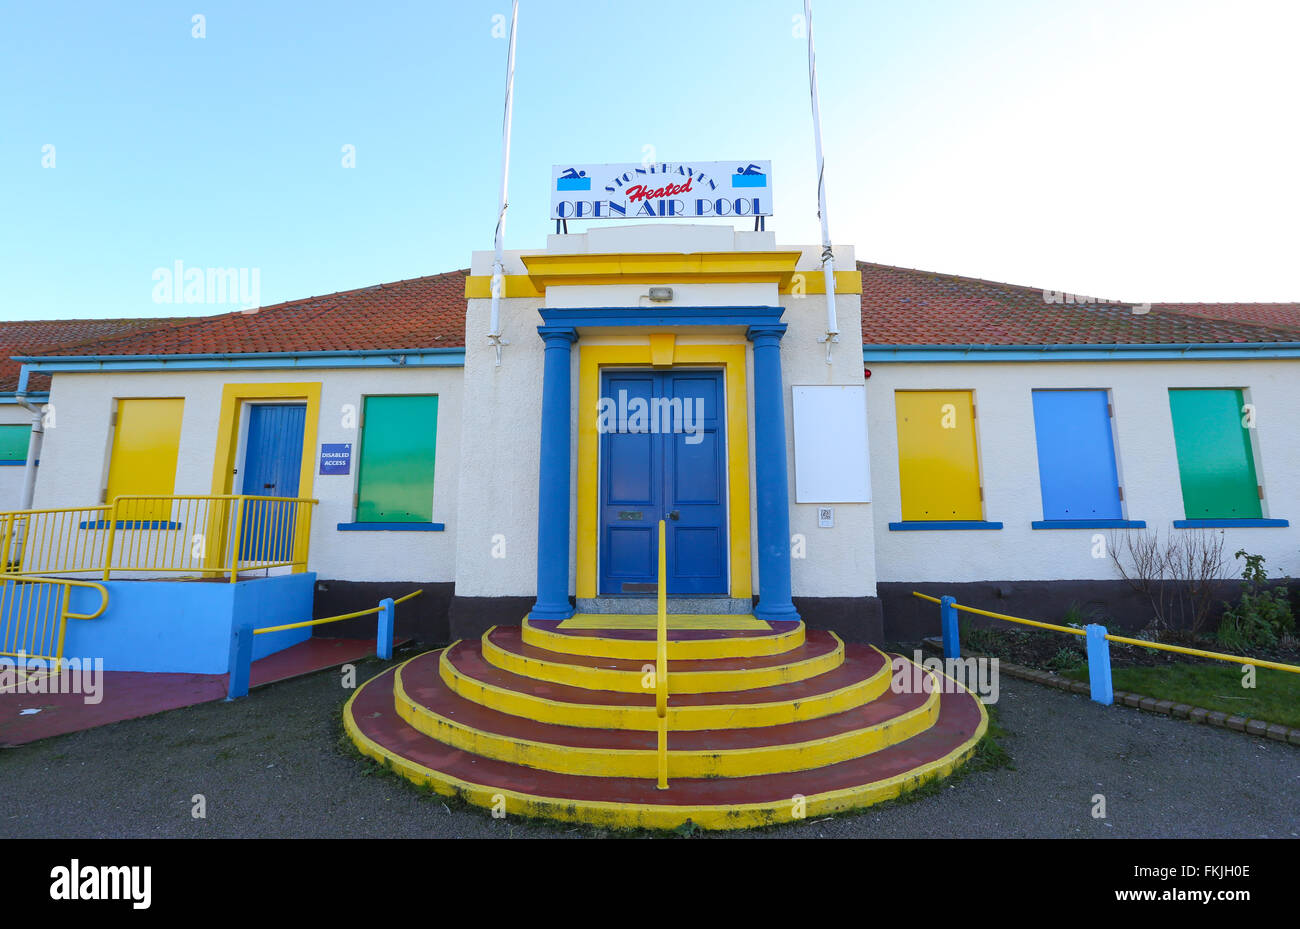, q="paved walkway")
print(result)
[1,650,1296,838]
